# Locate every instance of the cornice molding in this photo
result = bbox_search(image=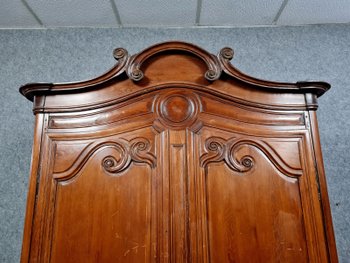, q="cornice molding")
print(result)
[20,41,330,102]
